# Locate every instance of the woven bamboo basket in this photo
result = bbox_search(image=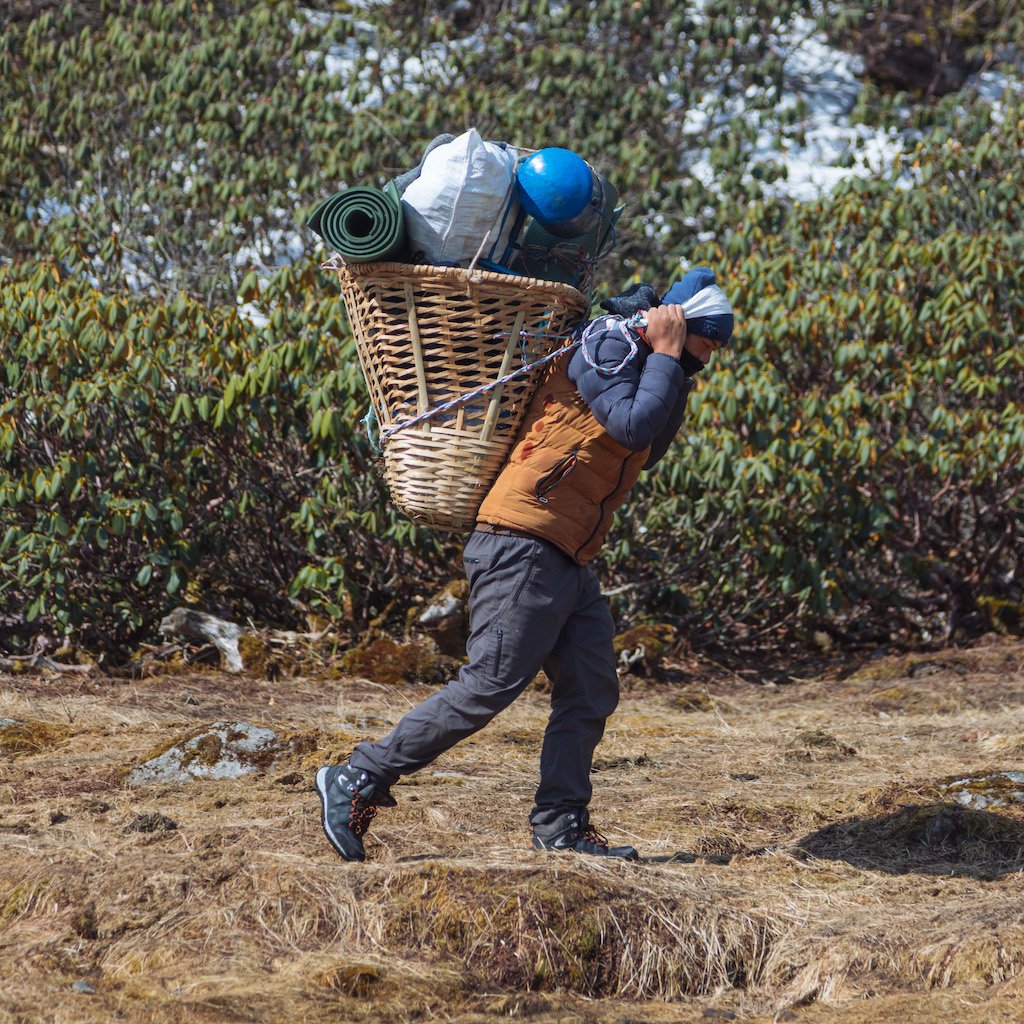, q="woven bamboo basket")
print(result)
[336,261,590,531]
